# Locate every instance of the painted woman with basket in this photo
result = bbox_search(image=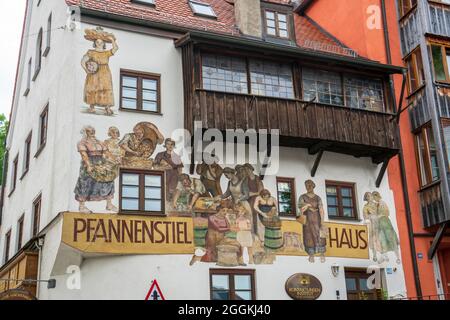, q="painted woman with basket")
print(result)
[74,126,119,213]
[81,27,118,116]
